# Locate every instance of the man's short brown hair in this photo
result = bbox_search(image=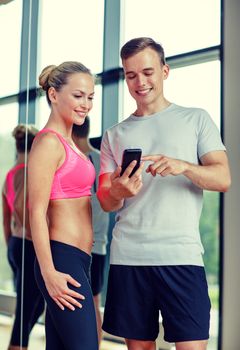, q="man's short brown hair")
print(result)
[120,37,166,66]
